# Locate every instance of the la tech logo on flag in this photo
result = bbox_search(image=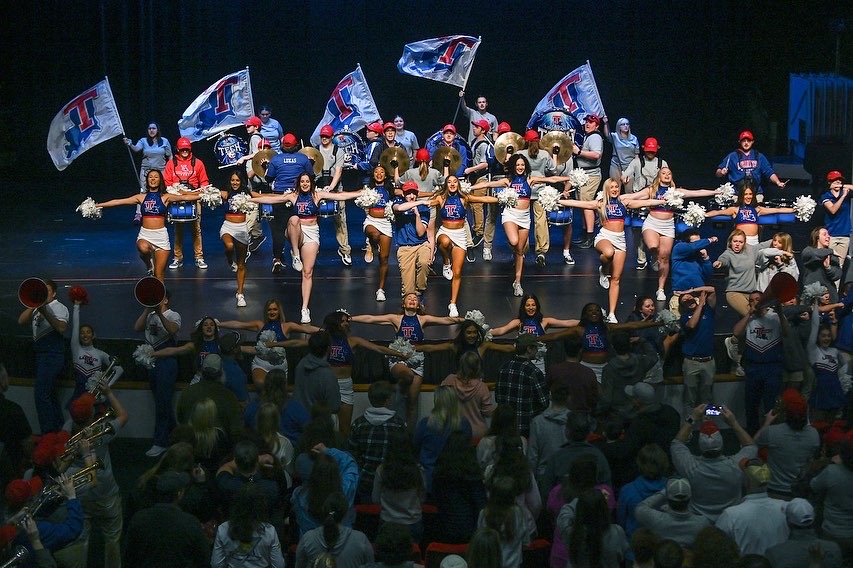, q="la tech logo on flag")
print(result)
[178,69,254,142]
